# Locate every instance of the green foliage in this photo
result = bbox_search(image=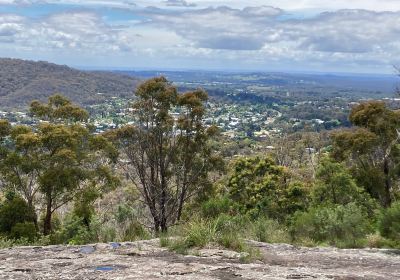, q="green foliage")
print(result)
[313,158,377,213]
[225,156,308,220]
[49,215,99,245]
[378,201,400,241]
[250,217,290,244]
[0,237,15,248]
[365,233,398,249]
[0,119,11,139]
[331,101,400,207]
[30,94,89,122]
[10,222,37,242]
[200,196,237,218]
[165,214,260,260]
[0,95,120,235]
[122,222,150,241]
[113,203,150,241]
[0,78,395,252]
[291,203,373,248]
[114,77,219,232]
[0,195,36,237]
